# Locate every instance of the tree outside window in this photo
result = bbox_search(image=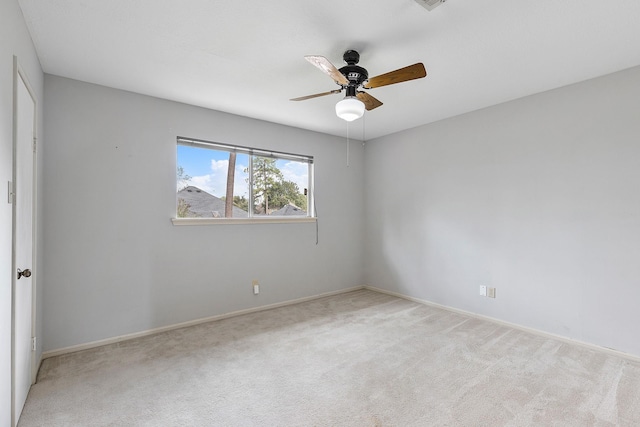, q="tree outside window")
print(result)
[176,138,312,219]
